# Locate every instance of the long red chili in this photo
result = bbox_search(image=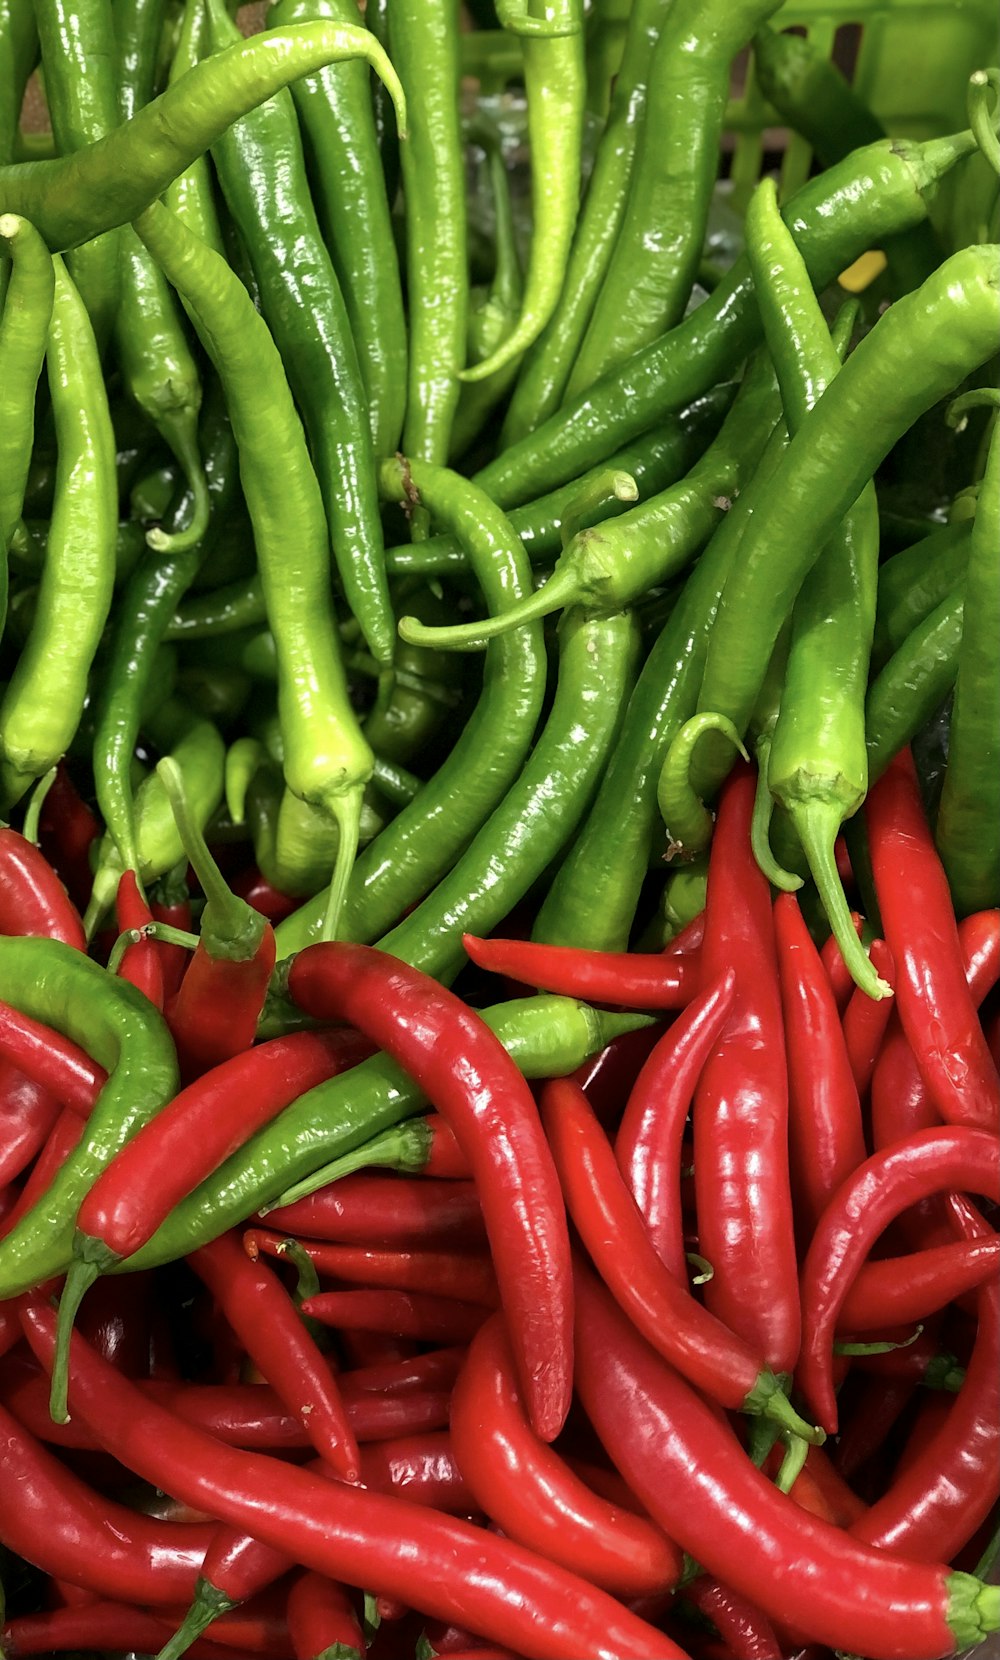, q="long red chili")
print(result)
[614,971,736,1280]
[865,751,1000,1134]
[820,910,864,1013]
[0,1605,256,1660]
[288,1573,366,1660]
[340,1347,466,1398]
[0,825,86,948]
[841,938,895,1096]
[834,1373,918,1480]
[450,1312,682,1600]
[260,1174,484,1246]
[797,1128,1000,1431]
[774,892,868,1239]
[288,942,573,1444]
[21,1303,689,1660]
[245,1230,499,1306]
[0,999,104,1111]
[188,1230,360,1480]
[539,1075,821,1438]
[573,1023,664,1130]
[0,1059,62,1186]
[684,1577,782,1660]
[36,762,102,915]
[301,1288,489,1345]
[572,1260,997,1660]
[693,764,799,1374]
[152,883,195,1004]
[462,932,698,1008]
[837,1236,1000,1332]
[114,867,165,1009]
